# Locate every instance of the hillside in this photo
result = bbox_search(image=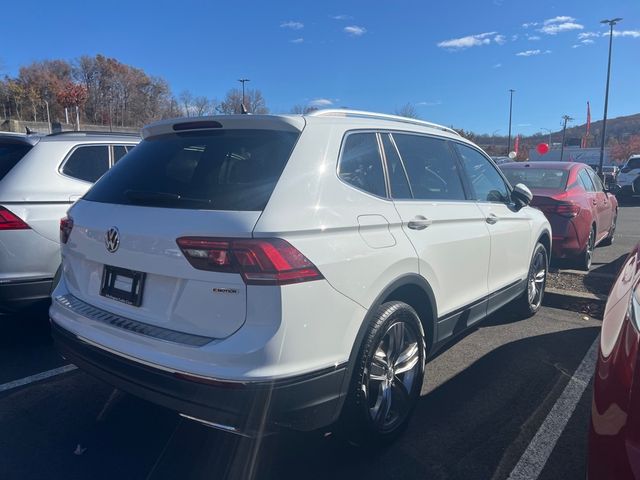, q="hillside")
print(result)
[527,112,640,145]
